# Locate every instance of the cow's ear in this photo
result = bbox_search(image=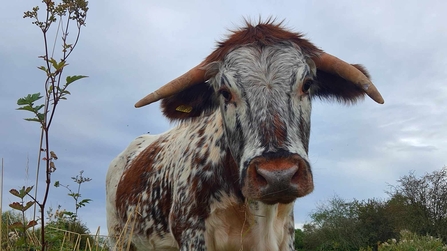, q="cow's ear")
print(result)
[312,64,369,104]
[160,82,218,120]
